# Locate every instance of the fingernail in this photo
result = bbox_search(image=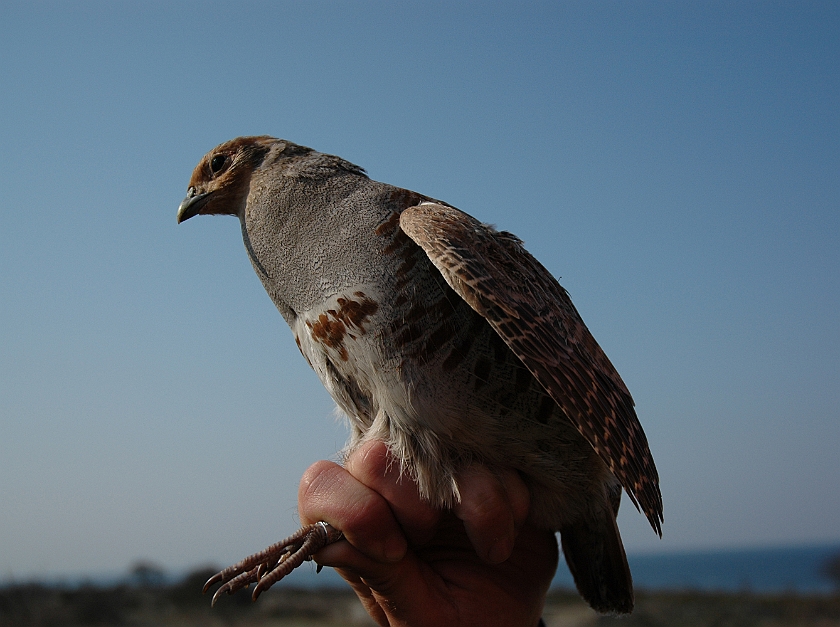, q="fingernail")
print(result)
[486,536,514,564]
